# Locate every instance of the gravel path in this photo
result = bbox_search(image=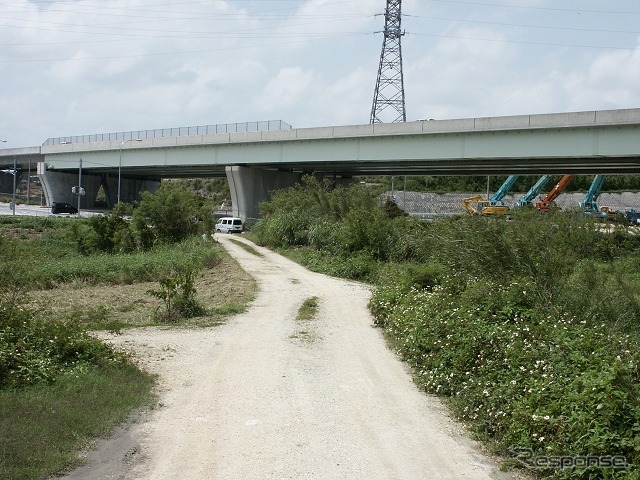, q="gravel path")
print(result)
[61,235,518,480]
